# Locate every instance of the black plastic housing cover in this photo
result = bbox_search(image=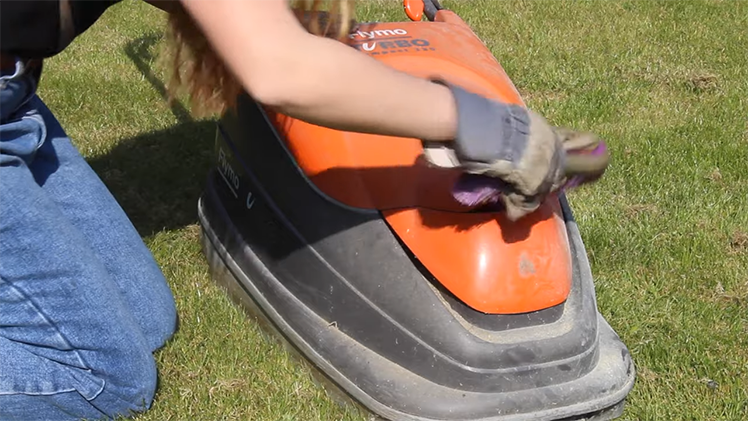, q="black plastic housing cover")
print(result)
[197,94,635,421]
